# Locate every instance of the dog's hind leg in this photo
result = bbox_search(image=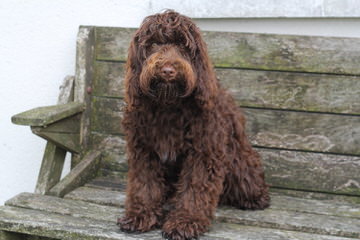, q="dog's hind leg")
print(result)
[220,146,270,210]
